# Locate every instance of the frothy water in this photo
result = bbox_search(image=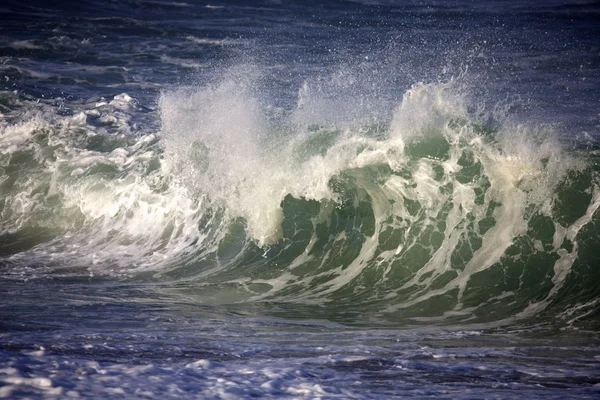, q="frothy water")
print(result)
[2,76,598,328]
[2,1,600,398]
